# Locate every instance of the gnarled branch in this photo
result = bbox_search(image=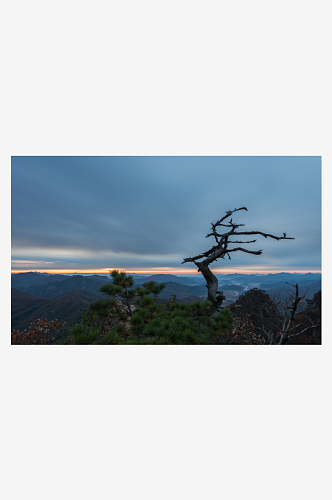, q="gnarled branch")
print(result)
[233,231,294,241]
[182,207,294,317]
